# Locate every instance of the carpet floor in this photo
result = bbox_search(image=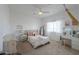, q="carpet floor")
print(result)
[22,40,79,55]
